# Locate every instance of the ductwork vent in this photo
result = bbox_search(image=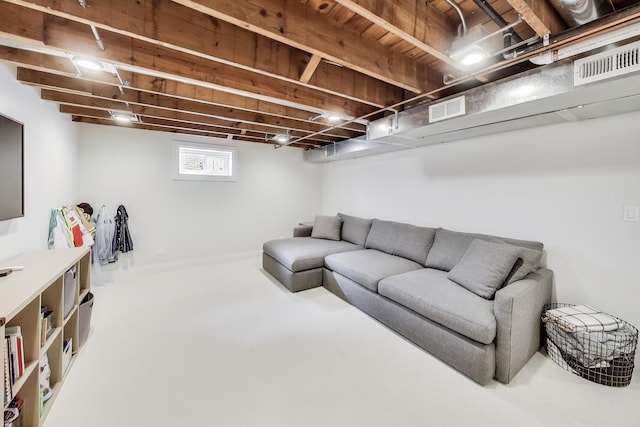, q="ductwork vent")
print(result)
[428,96,466,123]
[574,40,640,86]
